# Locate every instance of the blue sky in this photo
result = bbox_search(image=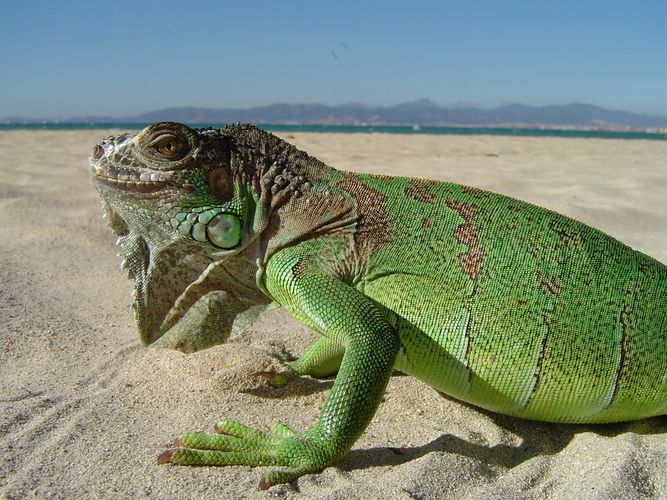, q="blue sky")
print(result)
[1,1,666,118]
